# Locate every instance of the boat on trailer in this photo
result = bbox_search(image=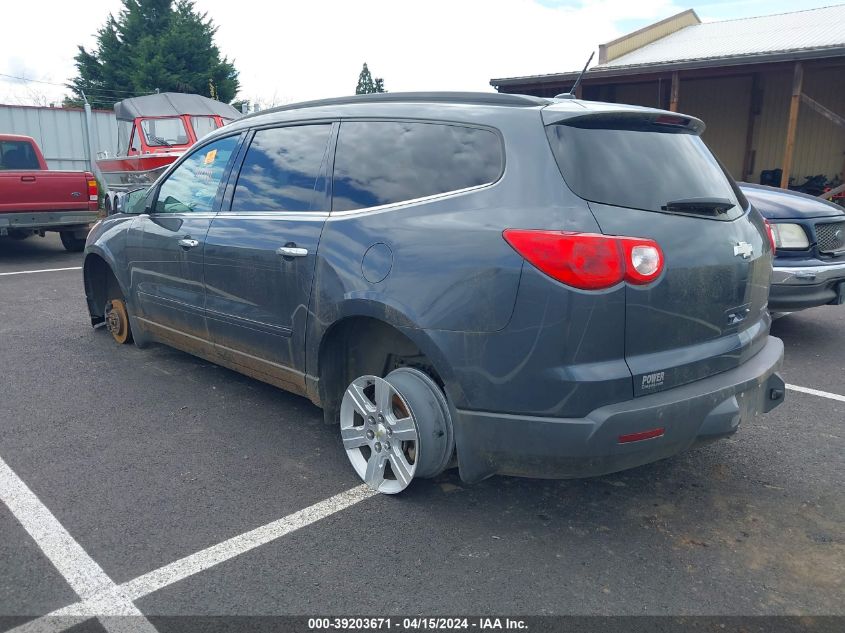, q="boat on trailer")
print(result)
[97,92,241,202]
